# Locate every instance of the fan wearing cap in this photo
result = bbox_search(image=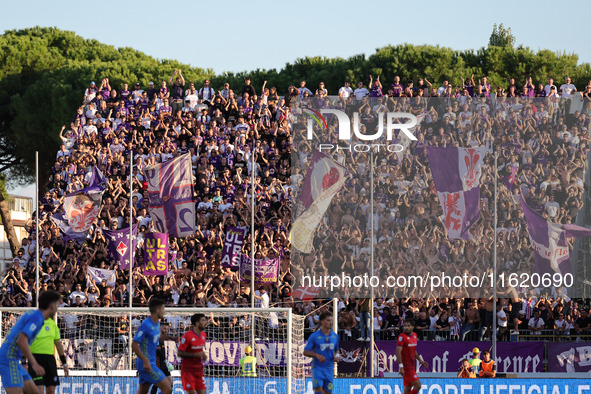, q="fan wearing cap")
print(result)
[132,83,144,102]
[147,82,159,101]
[239,345,257,377]
[468,347,482,375]
[84,81,98,104]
